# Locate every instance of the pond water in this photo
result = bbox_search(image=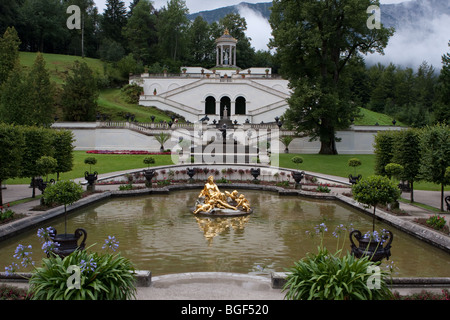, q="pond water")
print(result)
[1,190,450,277]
